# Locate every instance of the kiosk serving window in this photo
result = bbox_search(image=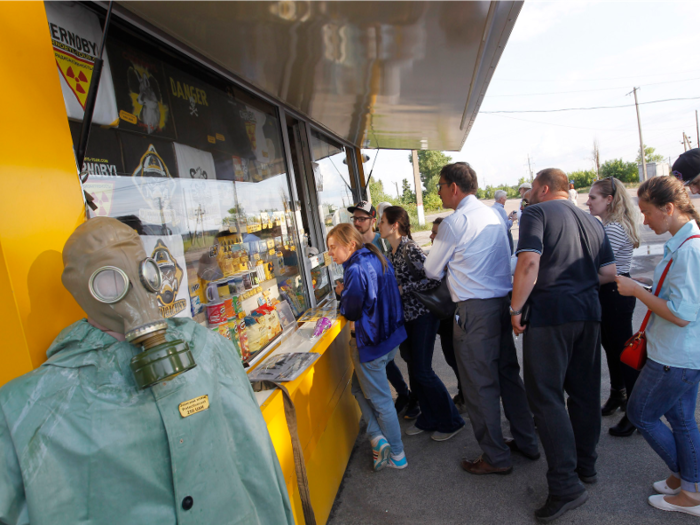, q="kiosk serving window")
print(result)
[62,15,309,365]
